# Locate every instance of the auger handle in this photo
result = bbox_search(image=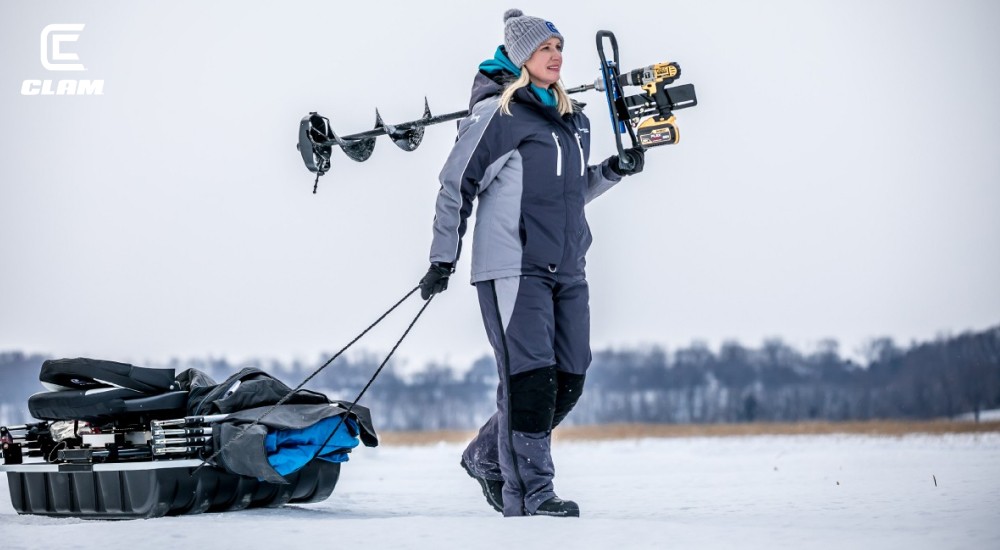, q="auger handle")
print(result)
[596,30,639,170]
[596,30,620,69]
